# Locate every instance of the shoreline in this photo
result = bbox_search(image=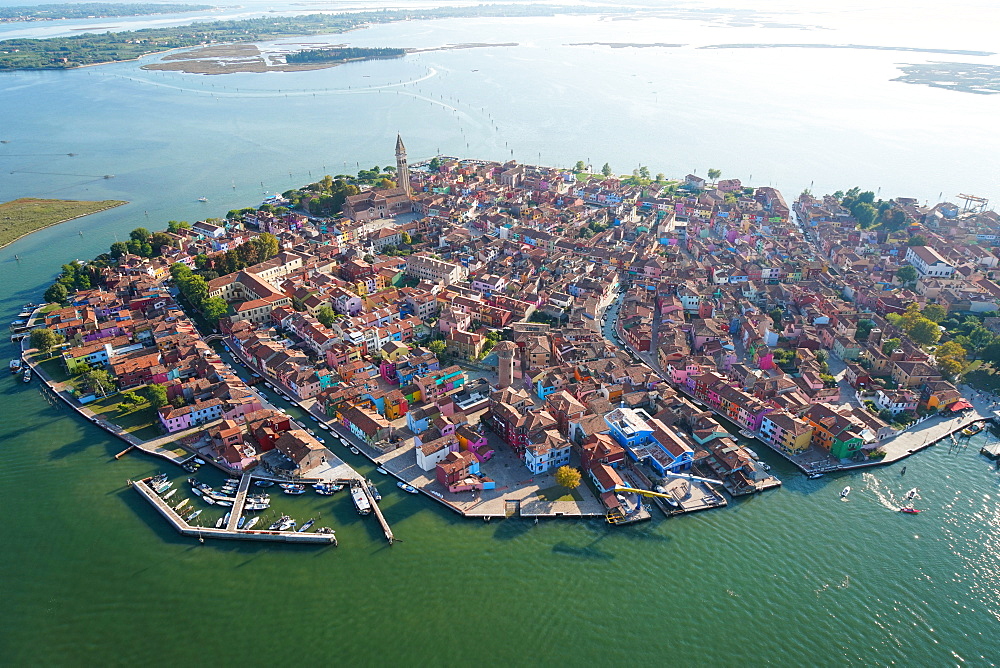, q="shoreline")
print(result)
[0,199,128,251]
